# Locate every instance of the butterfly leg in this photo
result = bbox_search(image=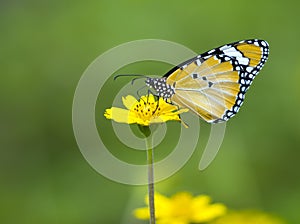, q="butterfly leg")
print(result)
[169,101,189,128]
[144,89,161,115]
